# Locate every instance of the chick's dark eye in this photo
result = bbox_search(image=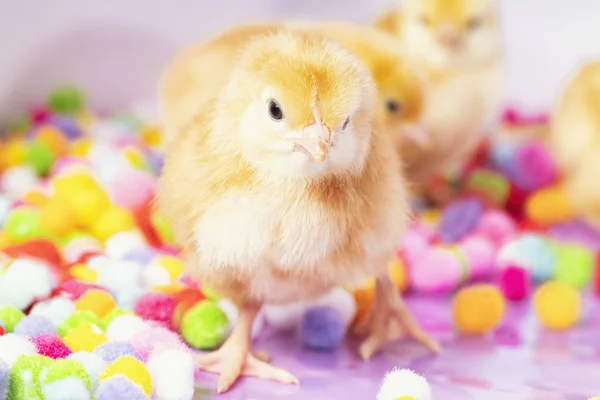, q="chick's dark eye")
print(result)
[467,17,482,30]
[268,100,284,121]
[419,16,430,26]
[386,100,401,113]
[342,117,350,131]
